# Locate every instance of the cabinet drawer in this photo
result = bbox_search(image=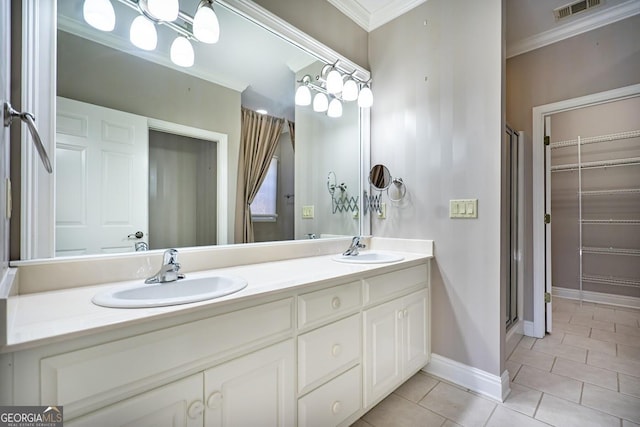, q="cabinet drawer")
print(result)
[298,365,361,427]
[298,314,360,394]
[41,298,293,418]
[298,281,361,329]
[364,264,428,305]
